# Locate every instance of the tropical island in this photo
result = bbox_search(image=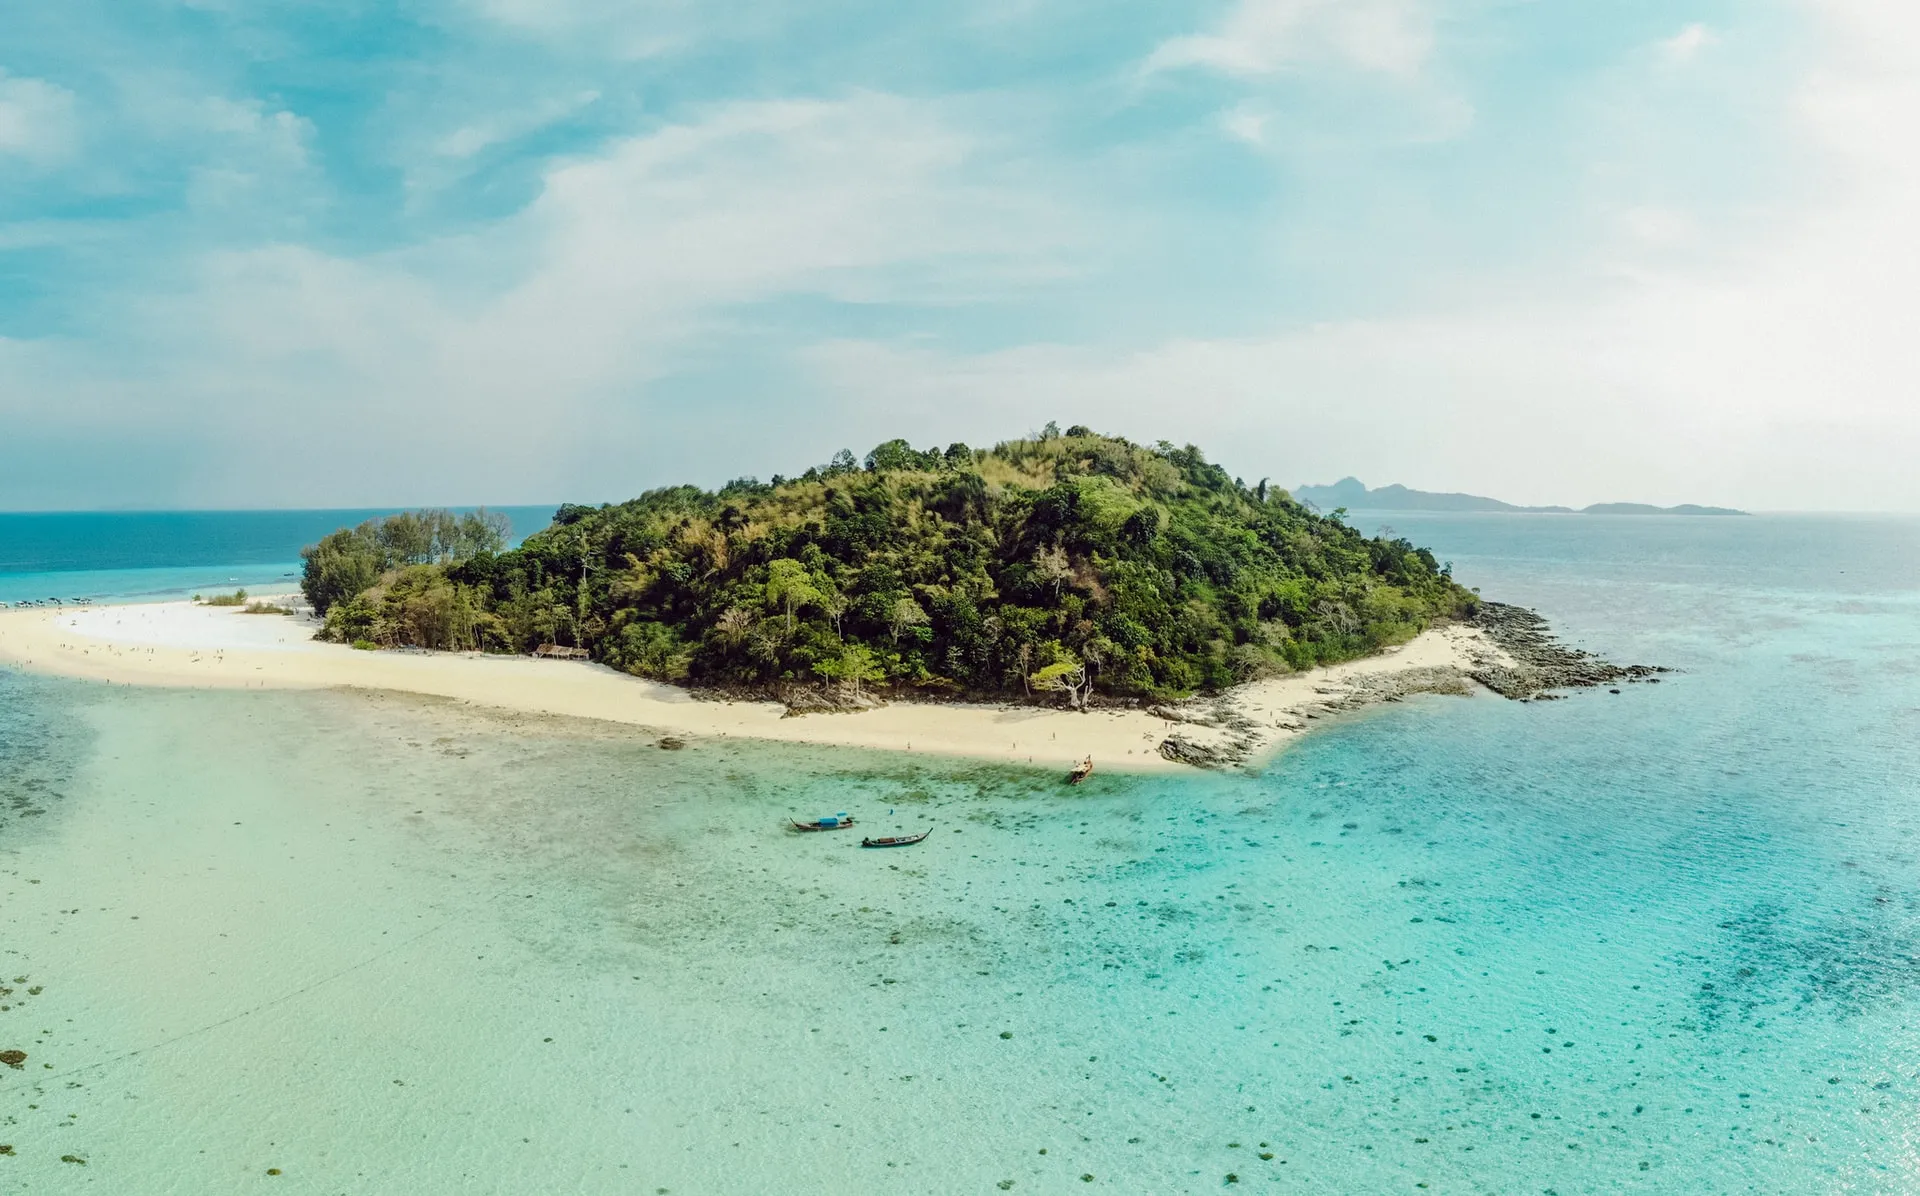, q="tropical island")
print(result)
[0,428,1657,774]
[301,428,1478,708]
